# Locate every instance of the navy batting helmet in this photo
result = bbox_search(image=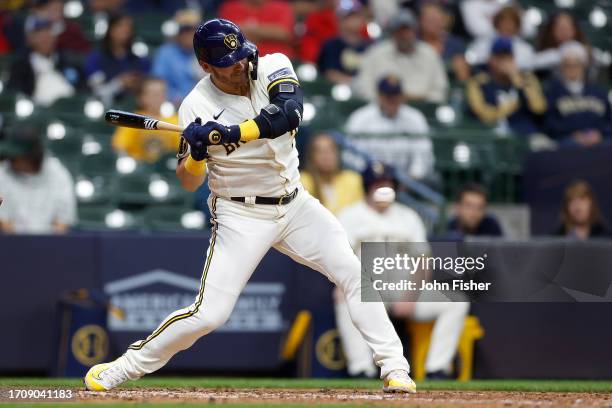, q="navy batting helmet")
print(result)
[193,18,258,74]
